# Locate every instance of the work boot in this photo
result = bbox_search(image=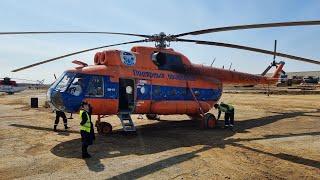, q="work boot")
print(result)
[64,125,69,130]
[53,125,57,132]
[68,113,73,119]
